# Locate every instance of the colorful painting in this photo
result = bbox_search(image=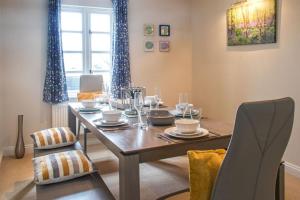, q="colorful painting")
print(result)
[144,24,154,36]
[144,41,154,52]
[159,41,170,52]
[159,25,170,36]
[227,0,277,46]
